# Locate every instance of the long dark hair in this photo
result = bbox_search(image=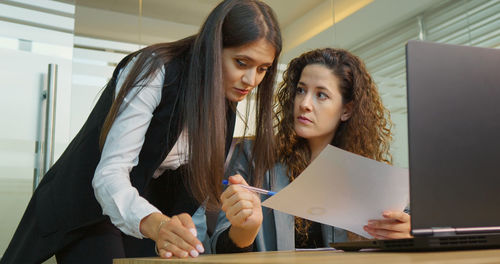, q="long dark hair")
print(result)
[99,0,281,210]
